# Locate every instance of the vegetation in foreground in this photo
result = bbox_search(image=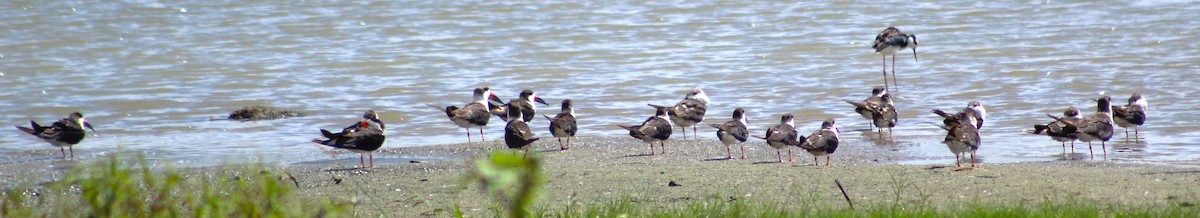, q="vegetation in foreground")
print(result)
[1,156,348,217]
[2,152,1195,217]
[466,151,1199,218]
